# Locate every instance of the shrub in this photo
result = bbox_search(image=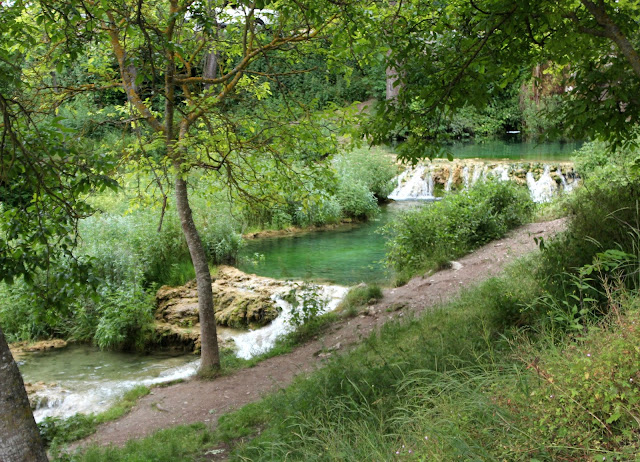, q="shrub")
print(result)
[285,283,329,327]
[334,147,398,200]
[385,179,534,277]
[335,180,379,219]
[535,142,640,306]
